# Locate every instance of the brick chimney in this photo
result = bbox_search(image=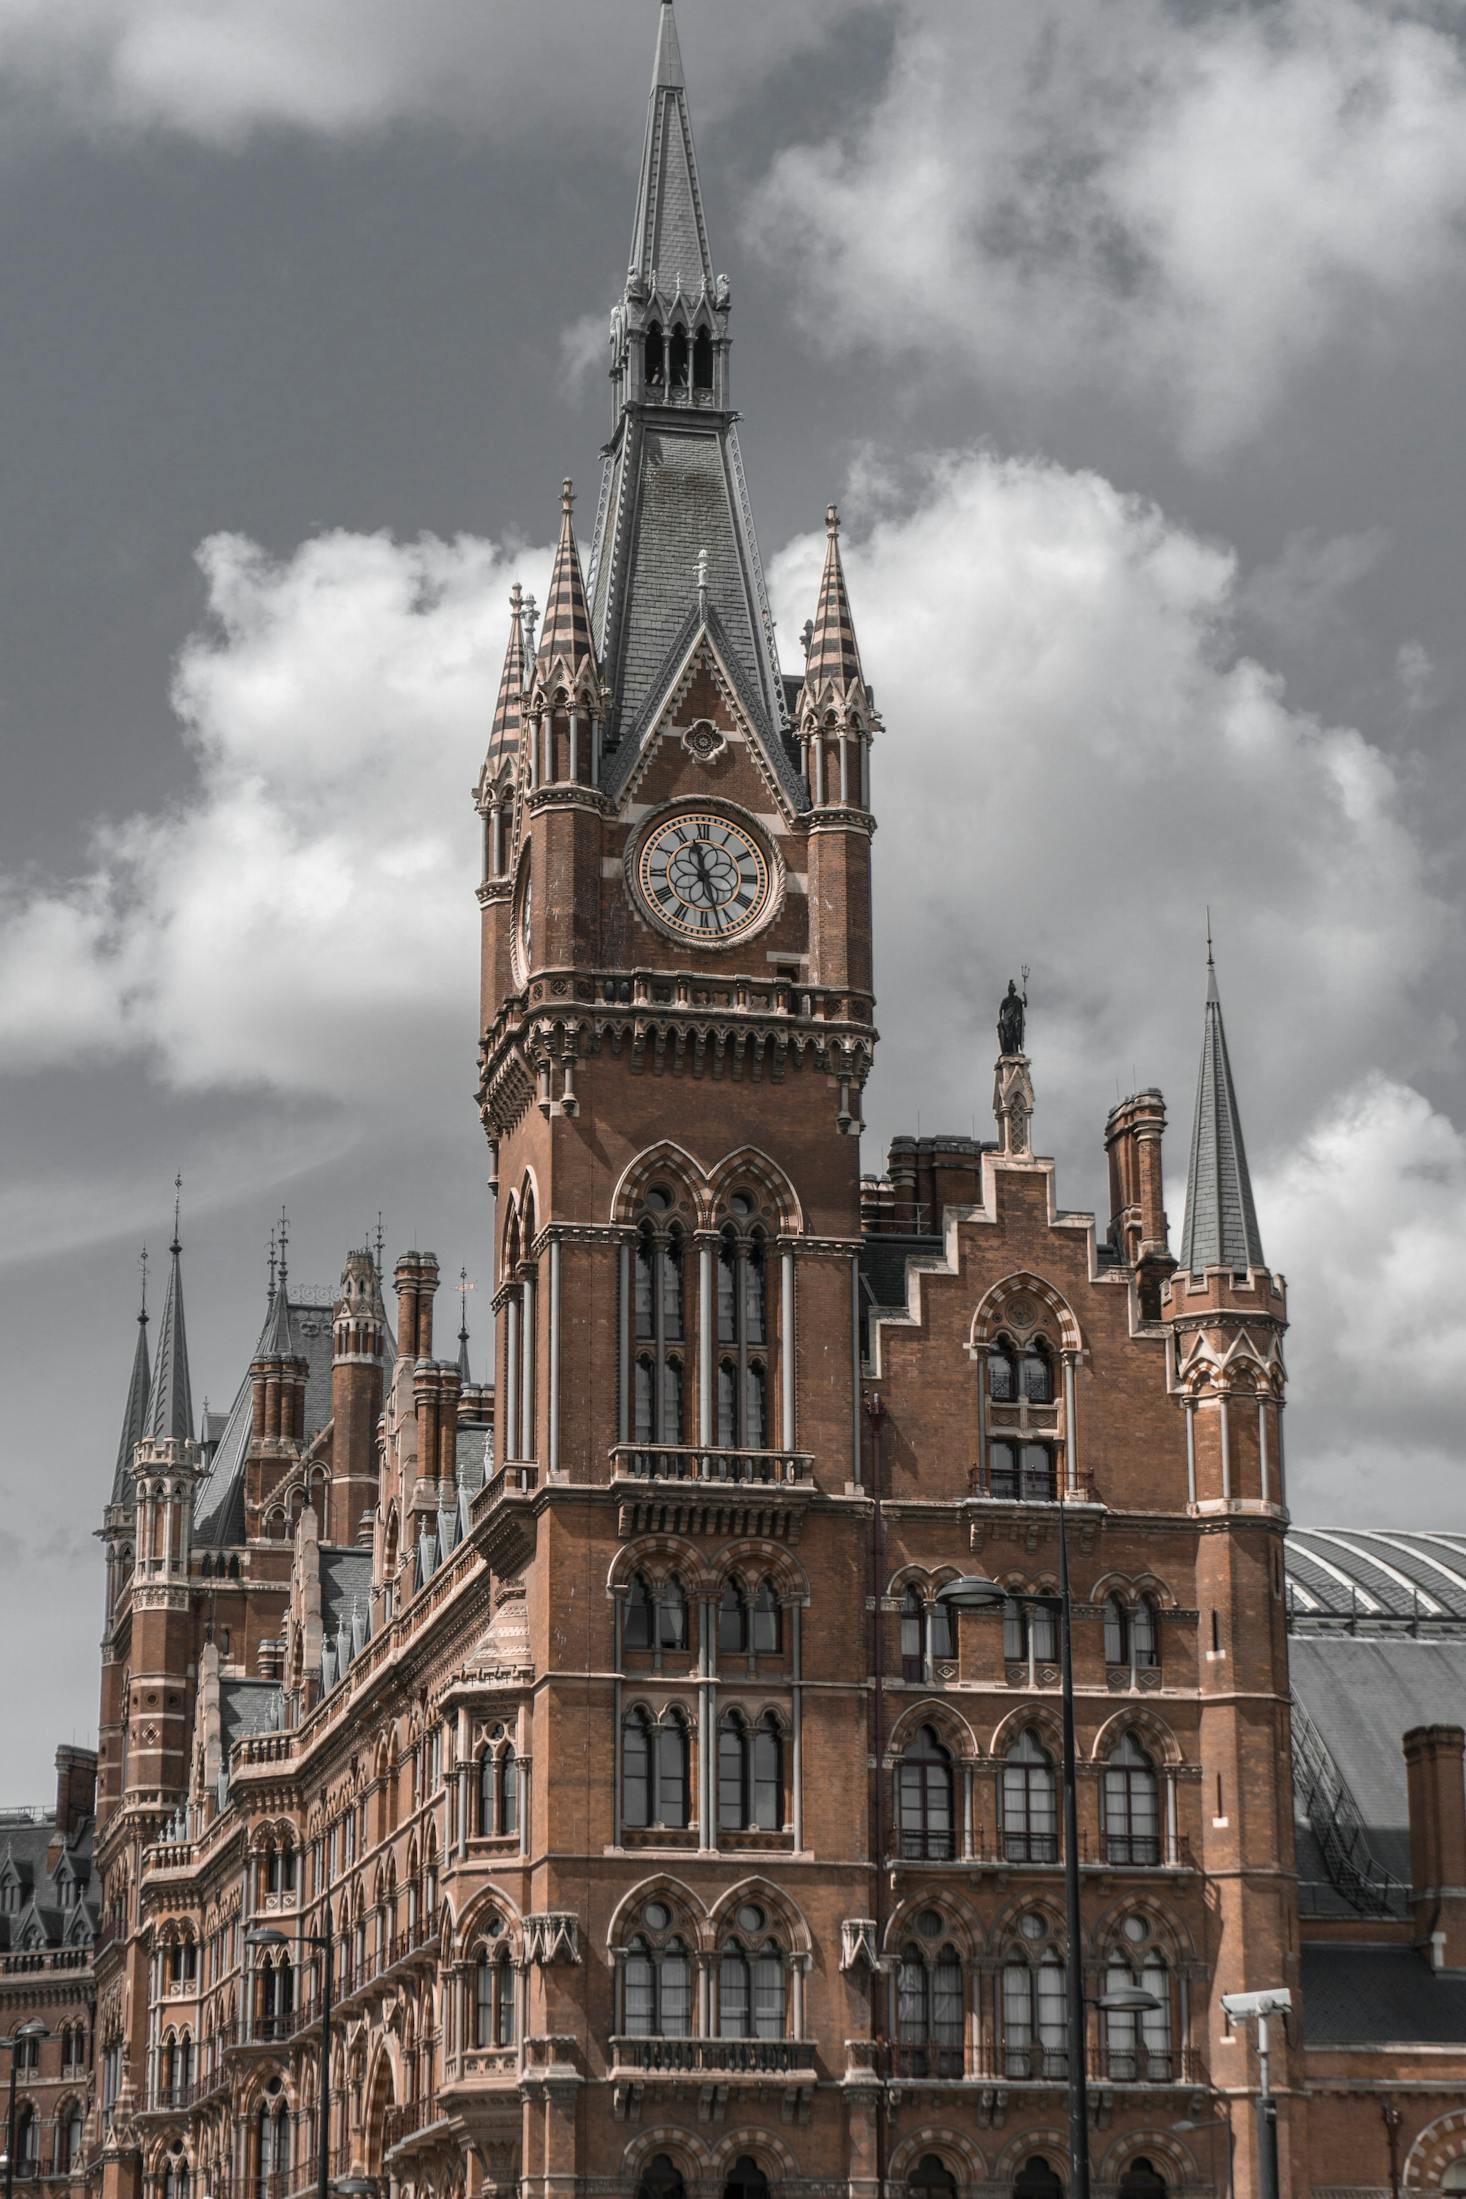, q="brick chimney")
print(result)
[1404,1725,1466,1967]
[52,1746,97,1855]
